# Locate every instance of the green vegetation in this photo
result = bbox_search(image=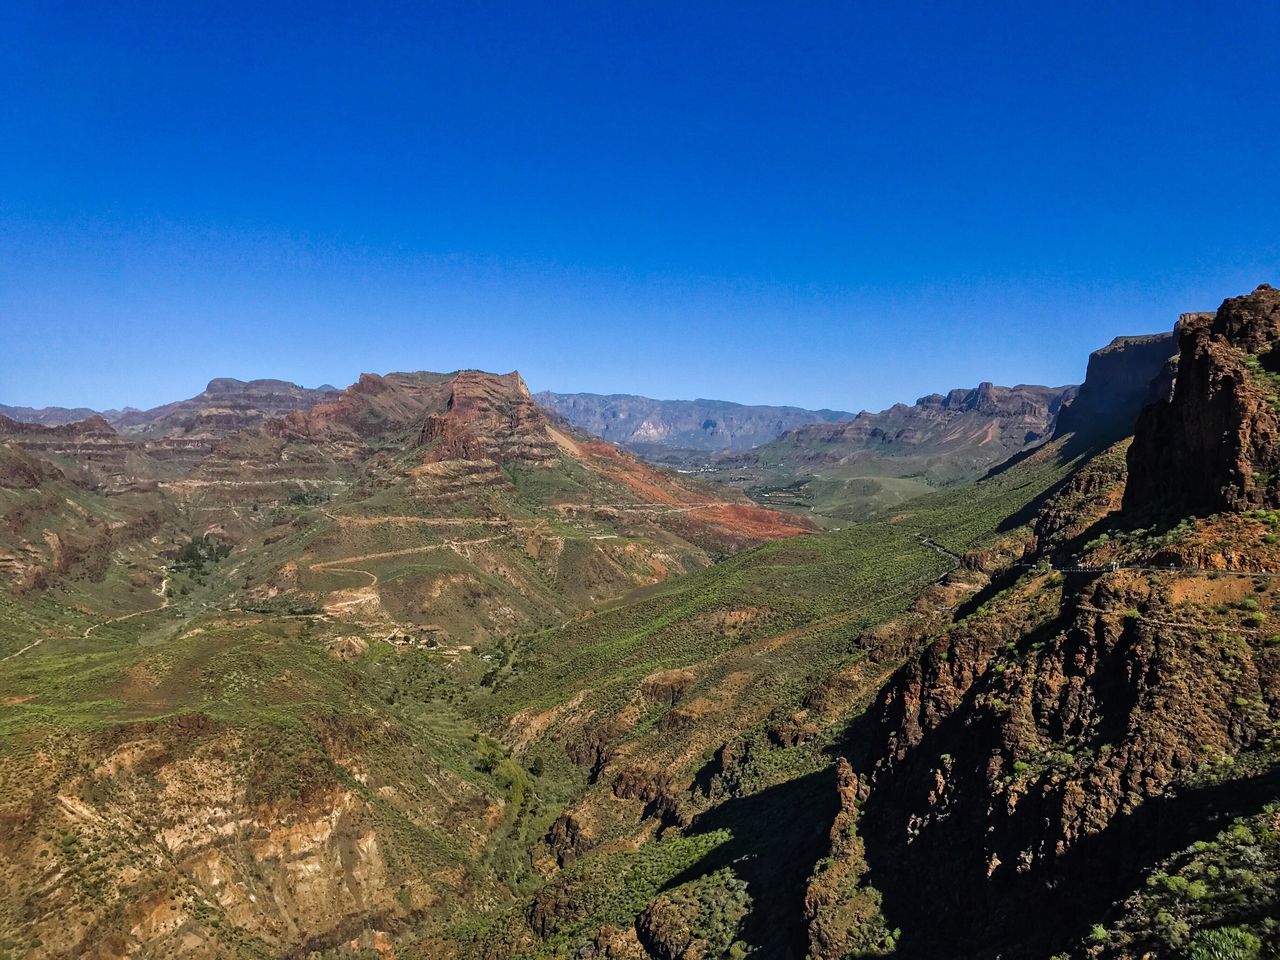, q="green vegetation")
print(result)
[1243,349,1280,397]
[638,868,751,959]
[171,534,232,576]
[8,394,1271,960]
[1090,802,1280,958]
